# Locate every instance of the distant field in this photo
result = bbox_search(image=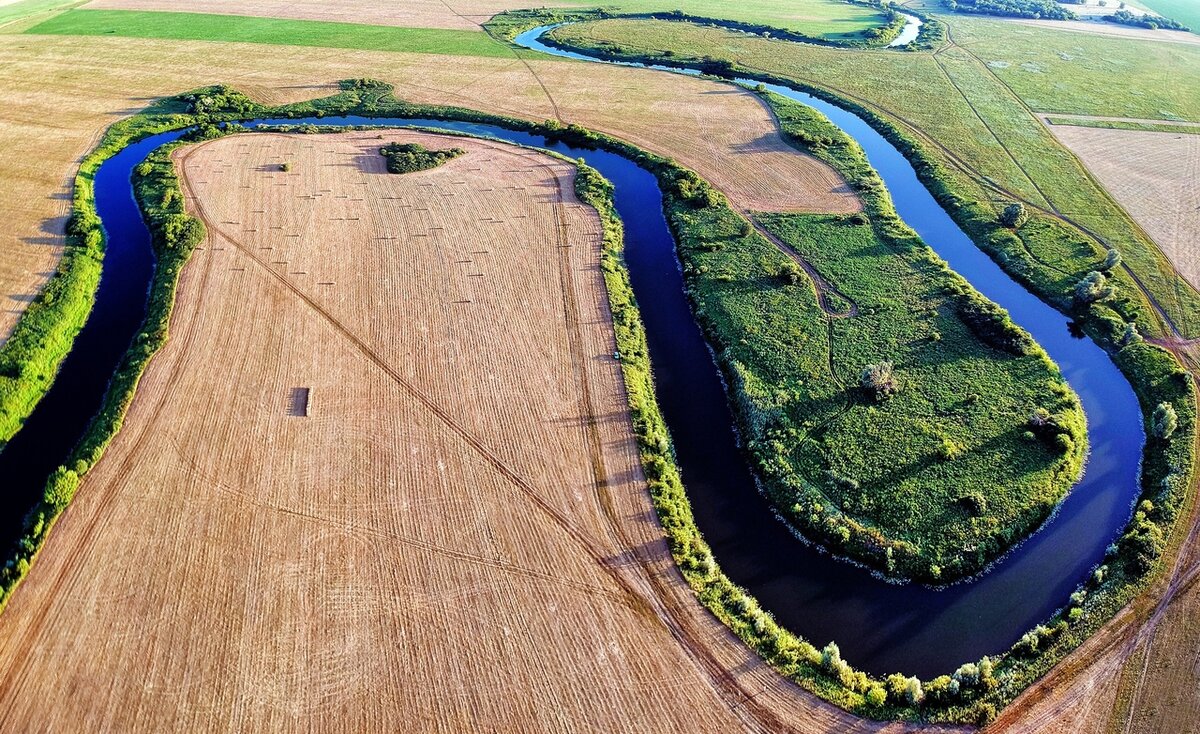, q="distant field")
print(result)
[547,18,1200,335]
[81,0,890,38]
[0,28,855,345]
[1046,124,1200,290]
[26,9,513,56]
[949,15,1200,121]
[1138,0,1200,31]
